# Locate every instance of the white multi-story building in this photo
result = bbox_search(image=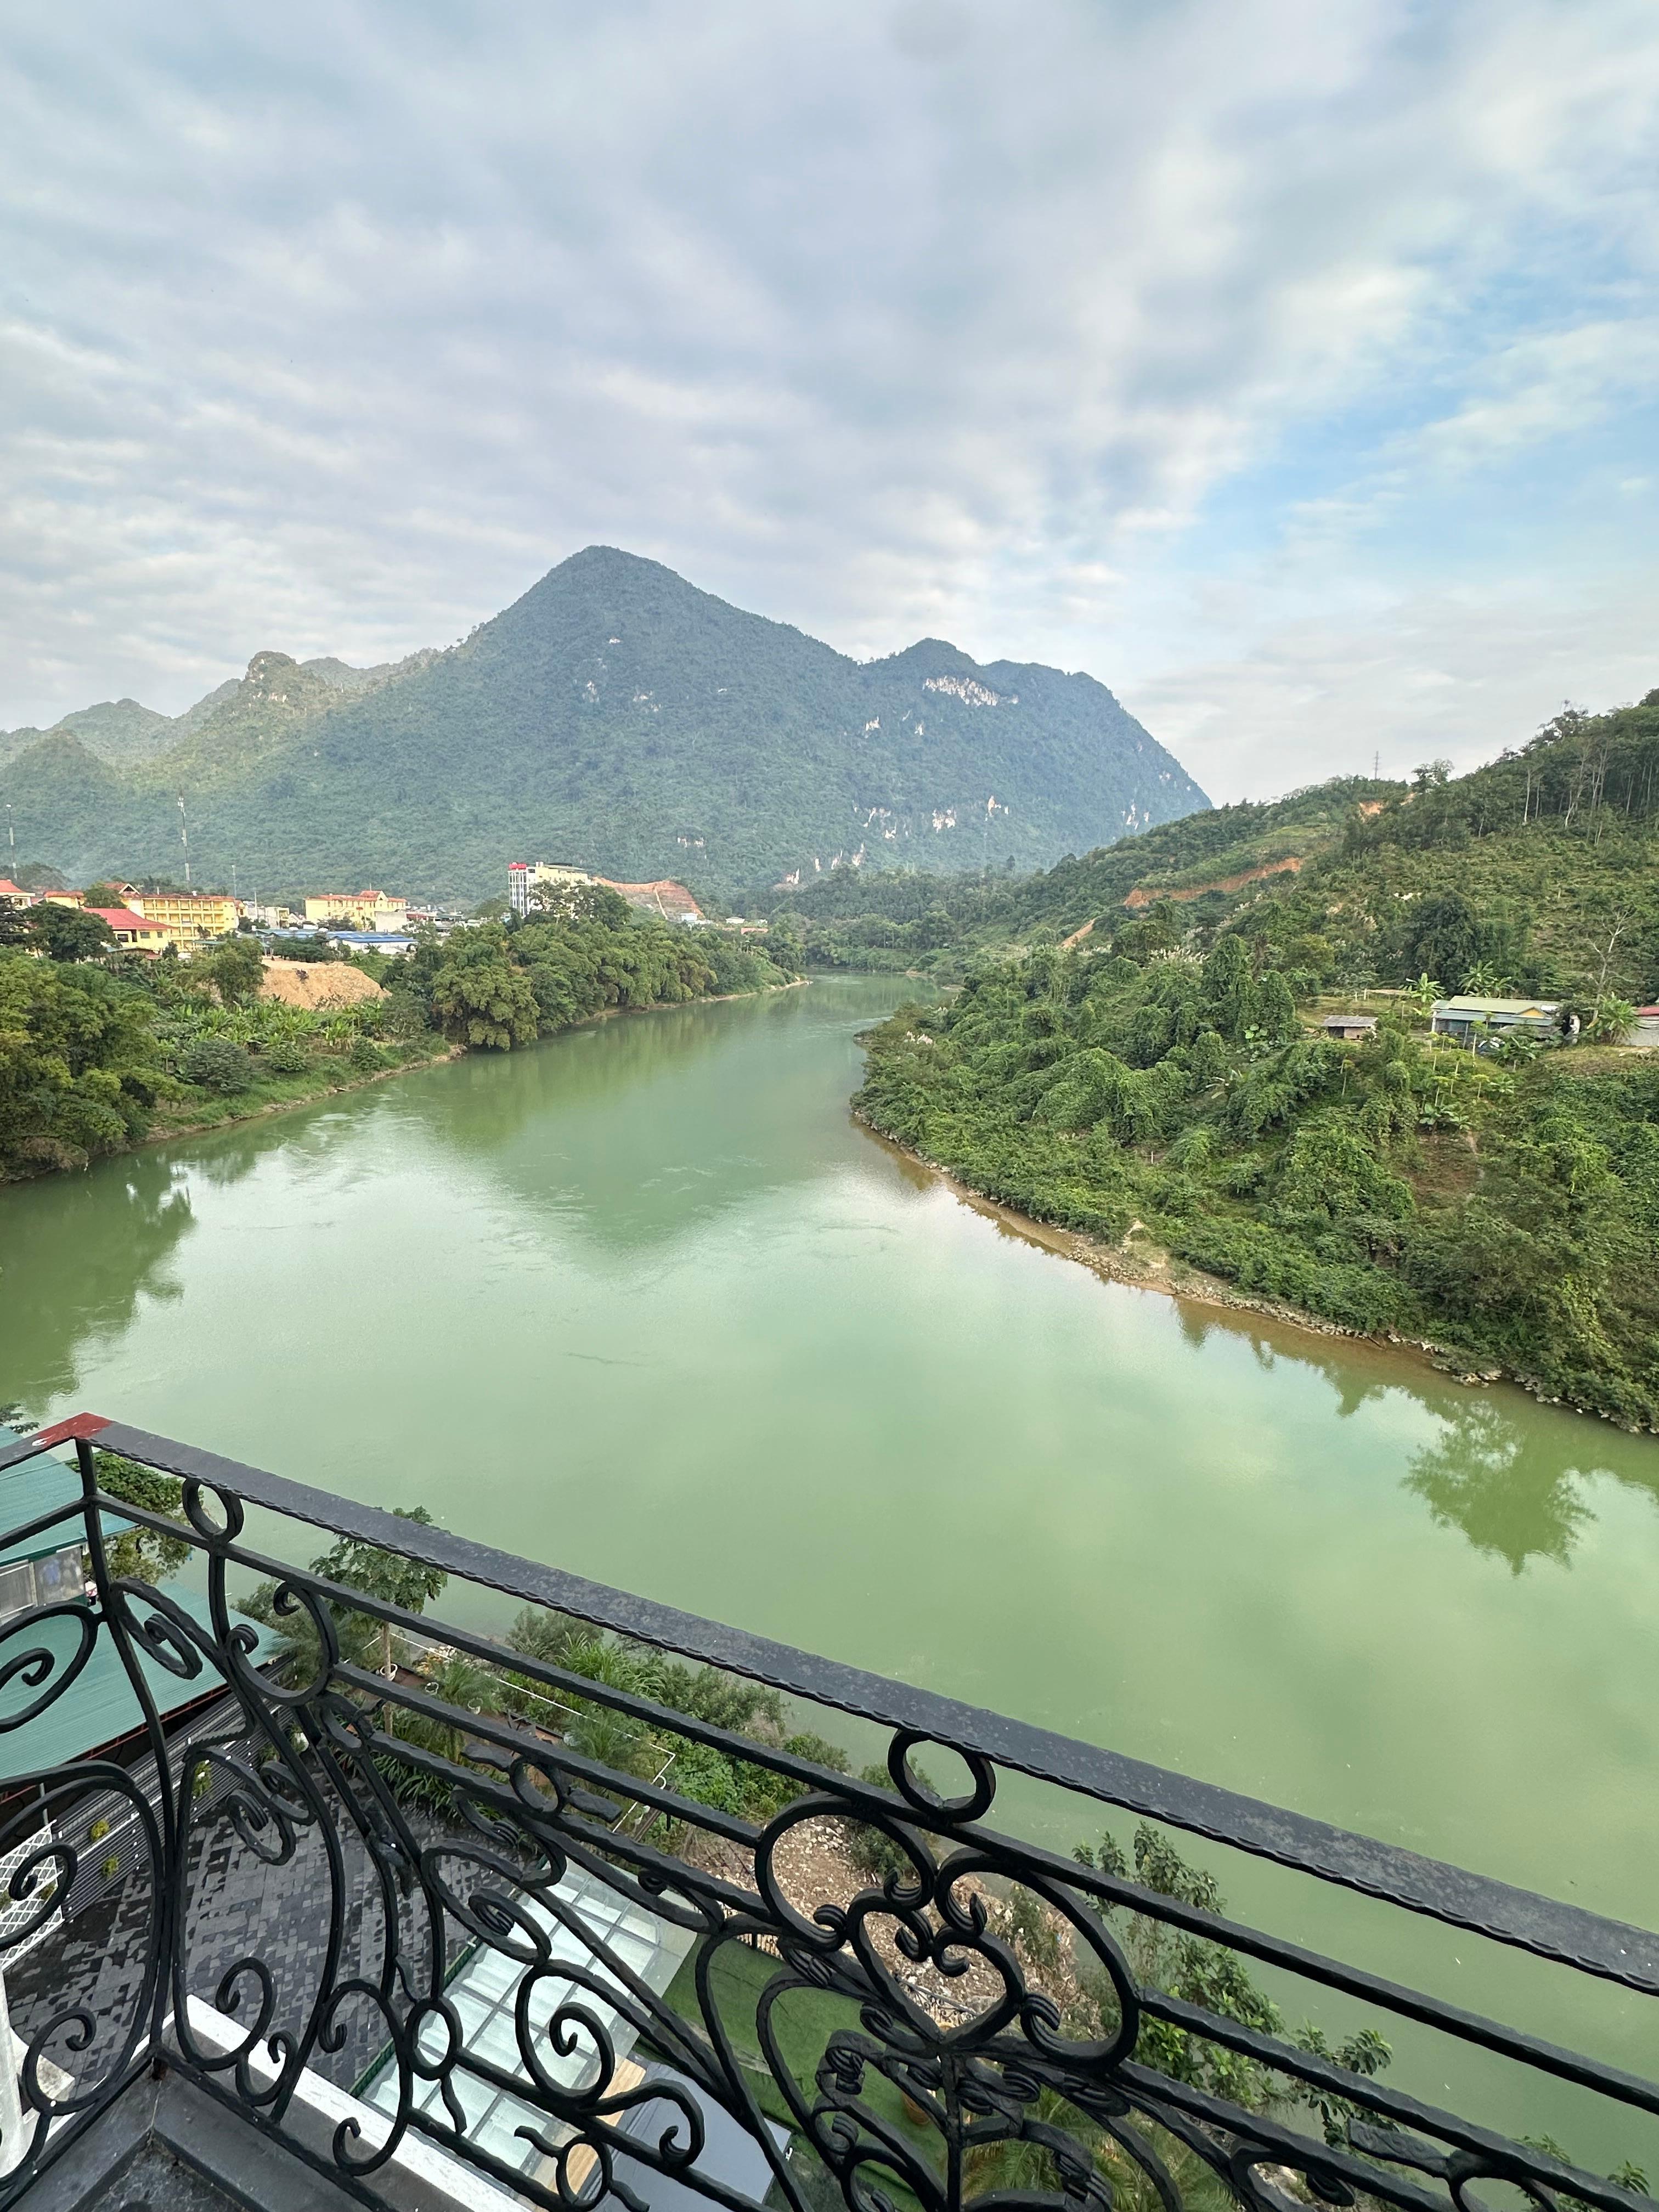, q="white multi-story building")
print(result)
[507,860,592,917]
